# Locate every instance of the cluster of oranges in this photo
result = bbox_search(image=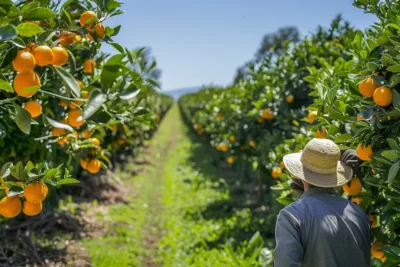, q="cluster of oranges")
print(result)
[0,182,48,218]
[359,76,393,107]
[216,143,229,152]
[271,167,282,179]
[258,108,275,123]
